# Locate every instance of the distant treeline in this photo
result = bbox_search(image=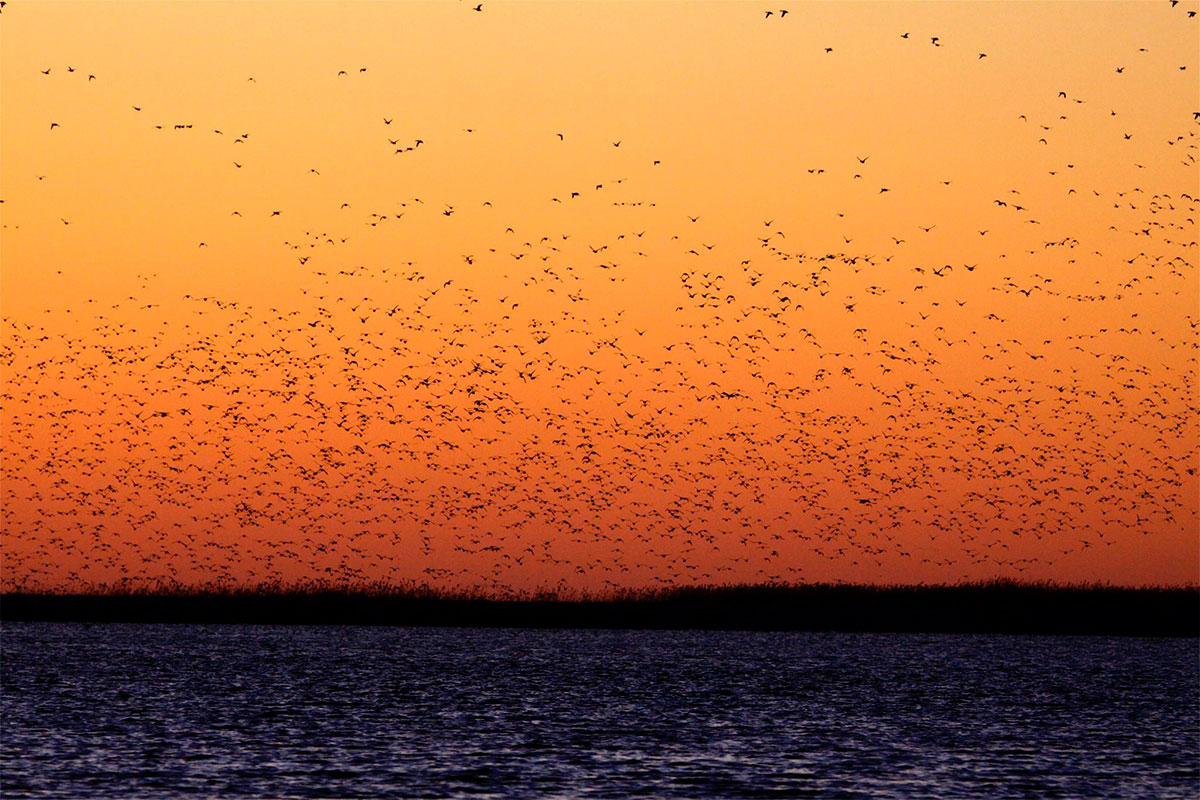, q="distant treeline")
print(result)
[2,581,1196,636]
